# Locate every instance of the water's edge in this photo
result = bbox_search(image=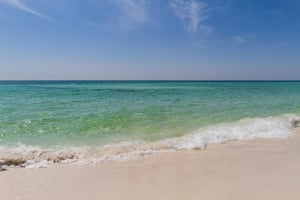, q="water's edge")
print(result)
[1,114,299,171]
